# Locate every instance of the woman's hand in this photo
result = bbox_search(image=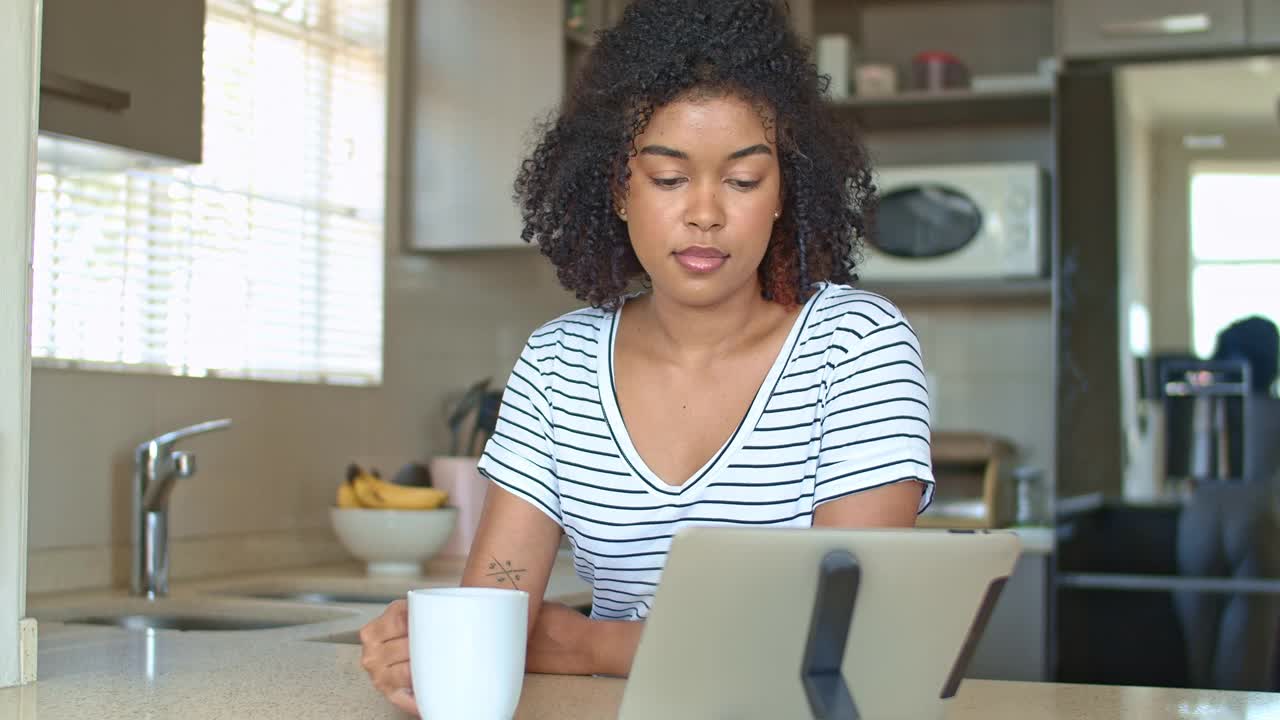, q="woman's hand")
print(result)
[358,599,418,716]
